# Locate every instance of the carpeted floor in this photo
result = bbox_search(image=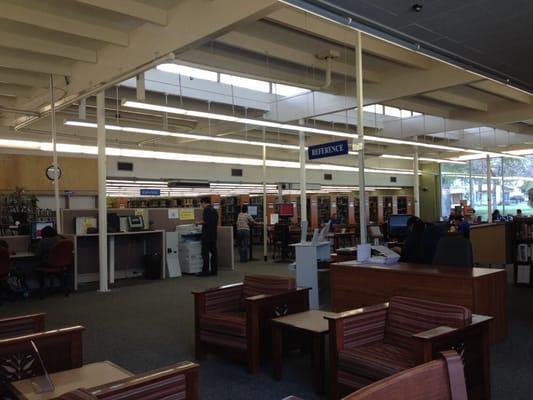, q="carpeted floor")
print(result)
[0,253,530,399]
